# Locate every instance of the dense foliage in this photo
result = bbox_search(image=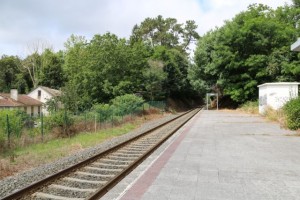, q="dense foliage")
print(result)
[283,97,300,130]
[0,16,198,112]
[189,3,300,103]
[1,3,299,109]
[92,94,144,121]
[0,110,26,144]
